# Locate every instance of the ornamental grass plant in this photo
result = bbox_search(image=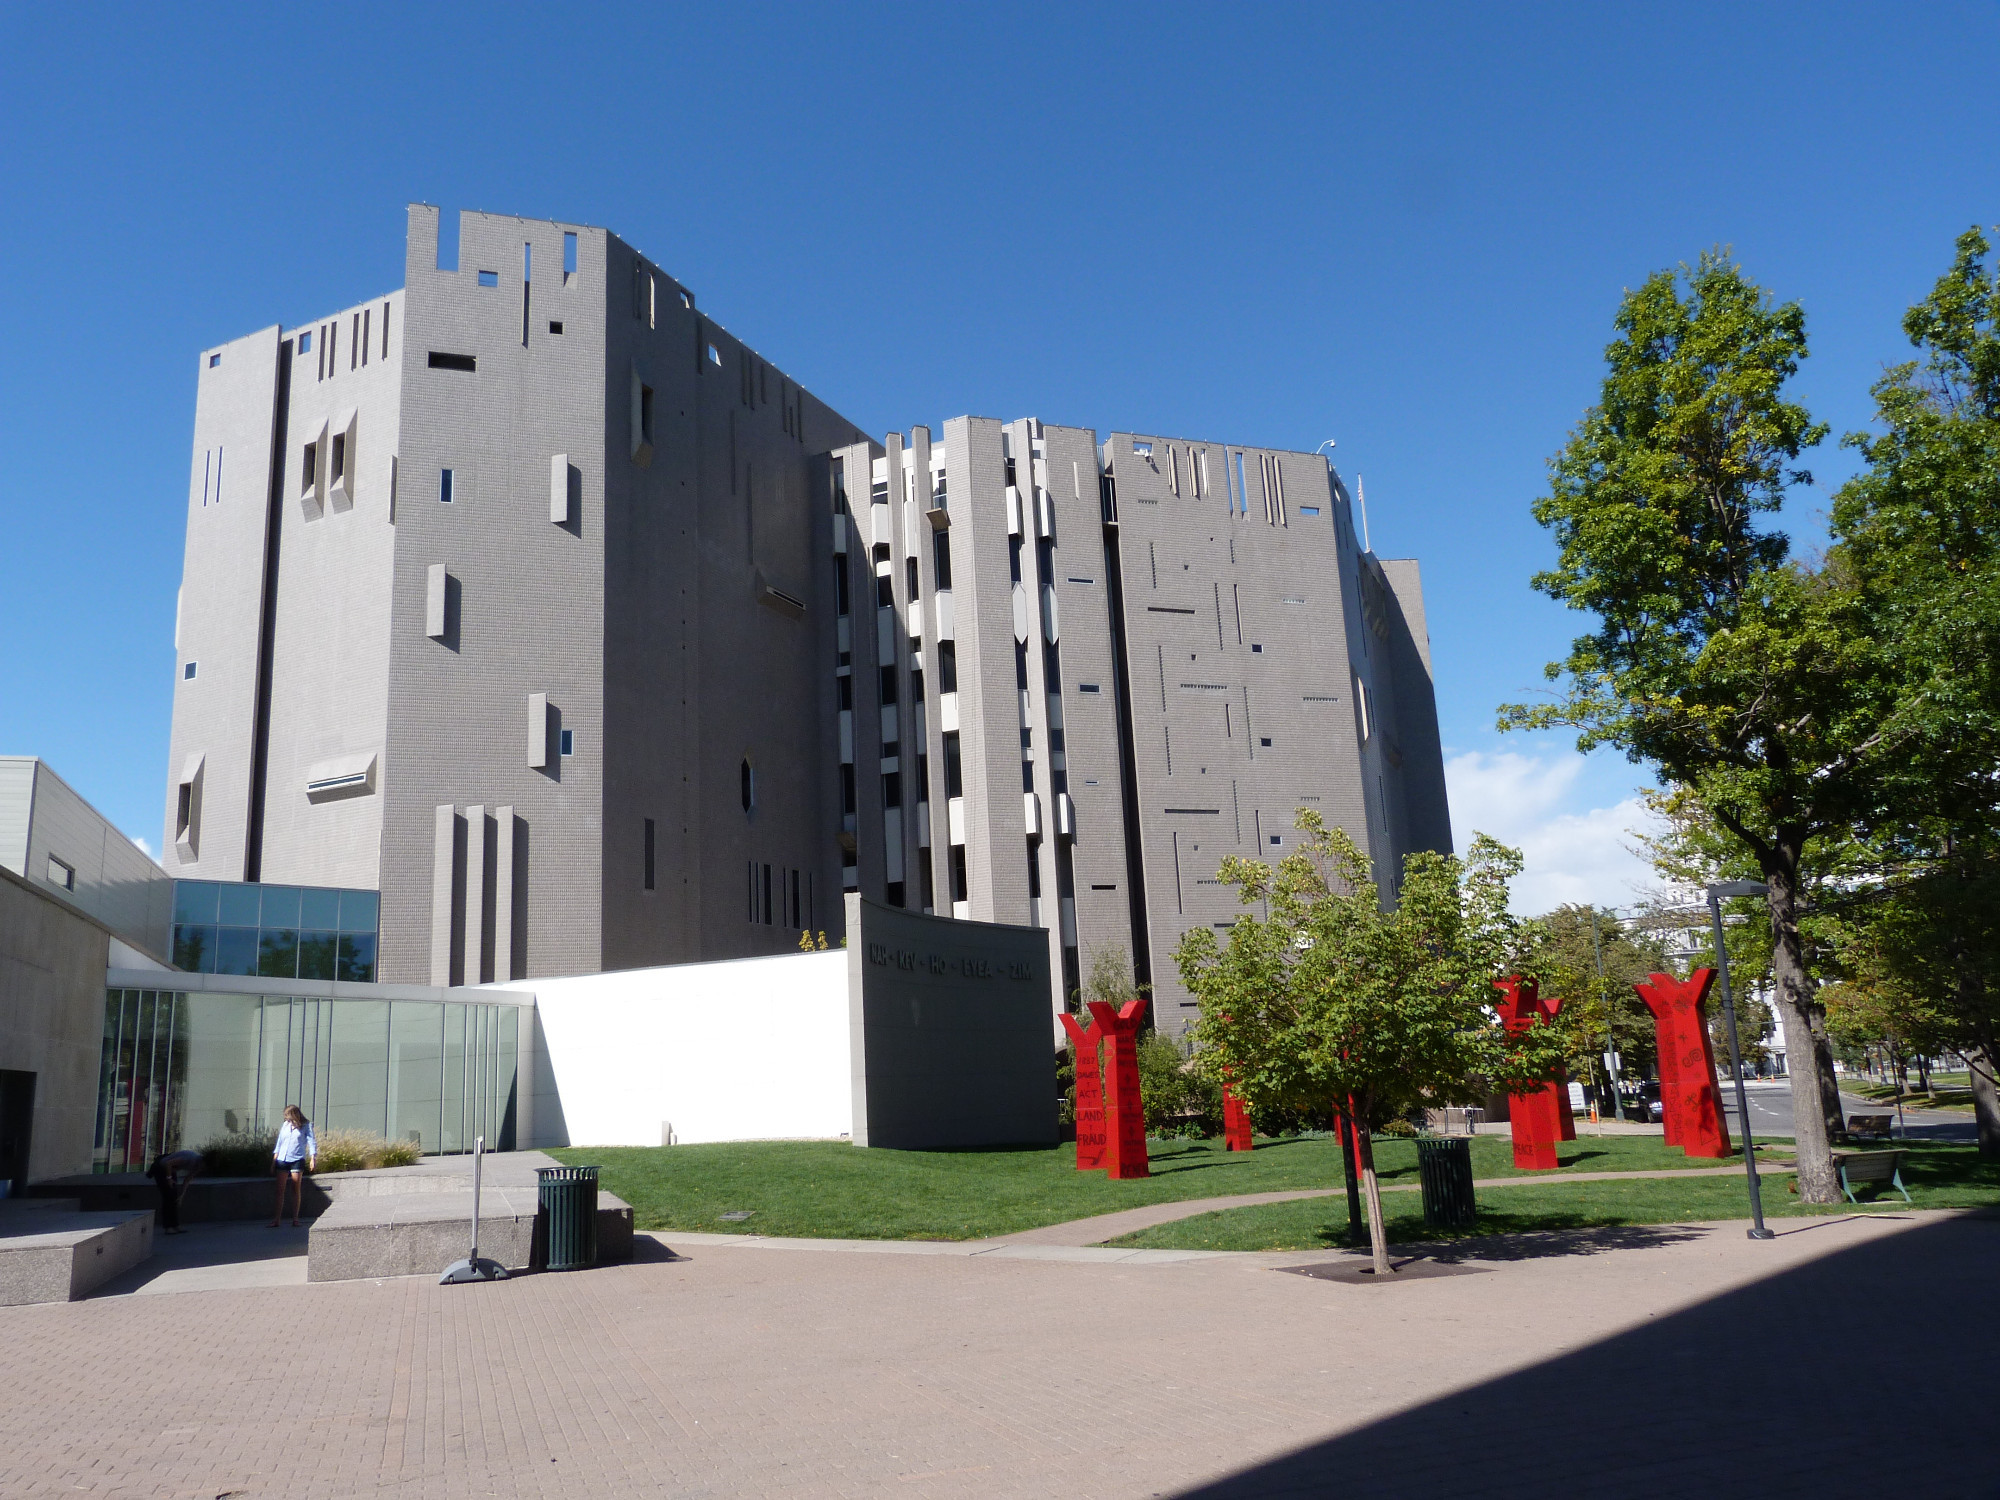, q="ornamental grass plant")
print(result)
[196,1127,421,1174]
